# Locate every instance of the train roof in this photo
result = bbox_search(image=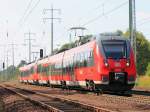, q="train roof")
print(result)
[19,33,129,70]
[96,33,129,41]
[19,62,35,71]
